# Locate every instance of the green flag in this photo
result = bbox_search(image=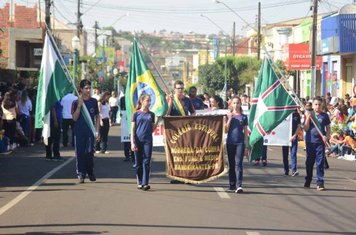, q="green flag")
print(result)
[125,39,168,132]
[248,58,298,161]
[35,33,73,144]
